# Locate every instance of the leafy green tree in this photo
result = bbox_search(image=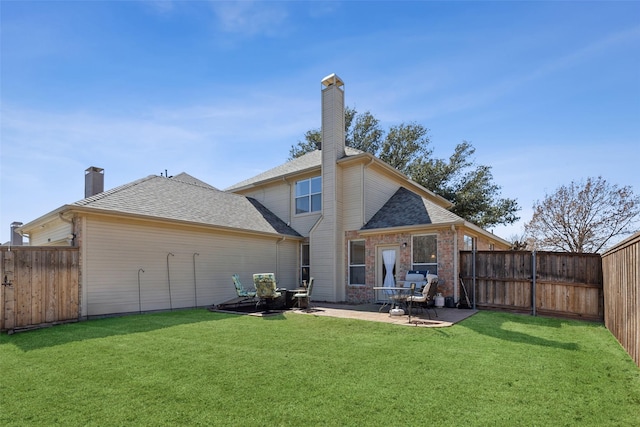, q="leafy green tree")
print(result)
[289,107,382,157]
[408,142,519,228]
[525,176,640,253]
[289,108,520,228]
